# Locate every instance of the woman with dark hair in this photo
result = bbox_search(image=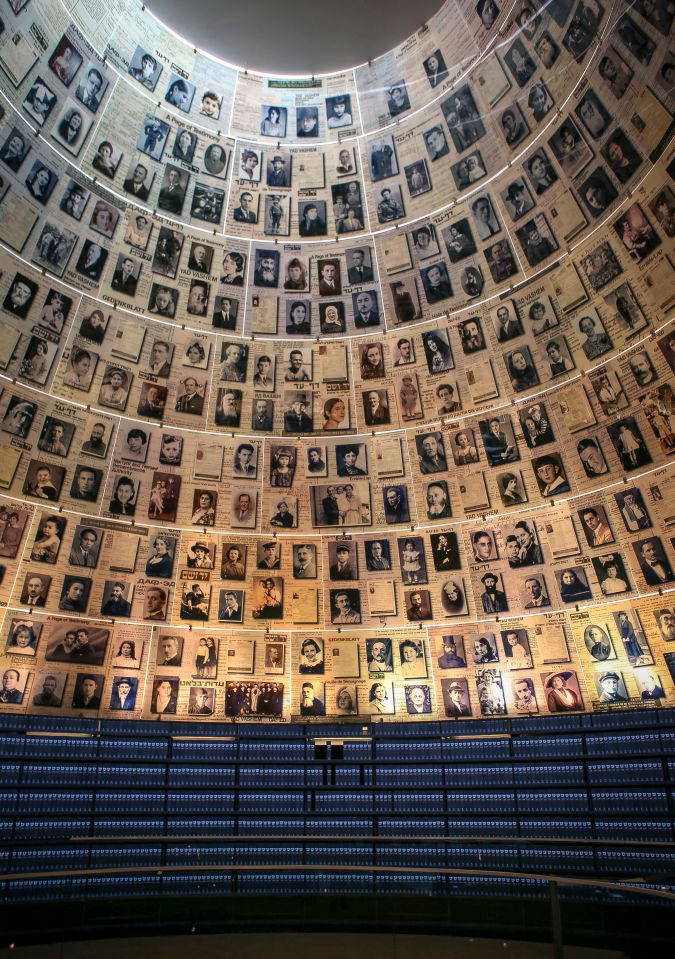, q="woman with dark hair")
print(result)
[173,129,196,163]
[7,622,37,655]
[261,106,282,137]
[476,0,499,29]
[545,672,581,712]
[185,341,206,366]
[369,682,390,713]
[423,333,451,373]
[57,108,83,147]
[507,350,539,392]
[559,568,592,602]
[25,165,53,203]
[112,640,140,669]
[500,473,523,505]
[286,301,310,335]
[166,78,191,110]
[323,397,347,430]
[92,141,116,177]
[191,491,215,526]
[79,309,106,343]
[108,476,136,516]
[221,251,245,285]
